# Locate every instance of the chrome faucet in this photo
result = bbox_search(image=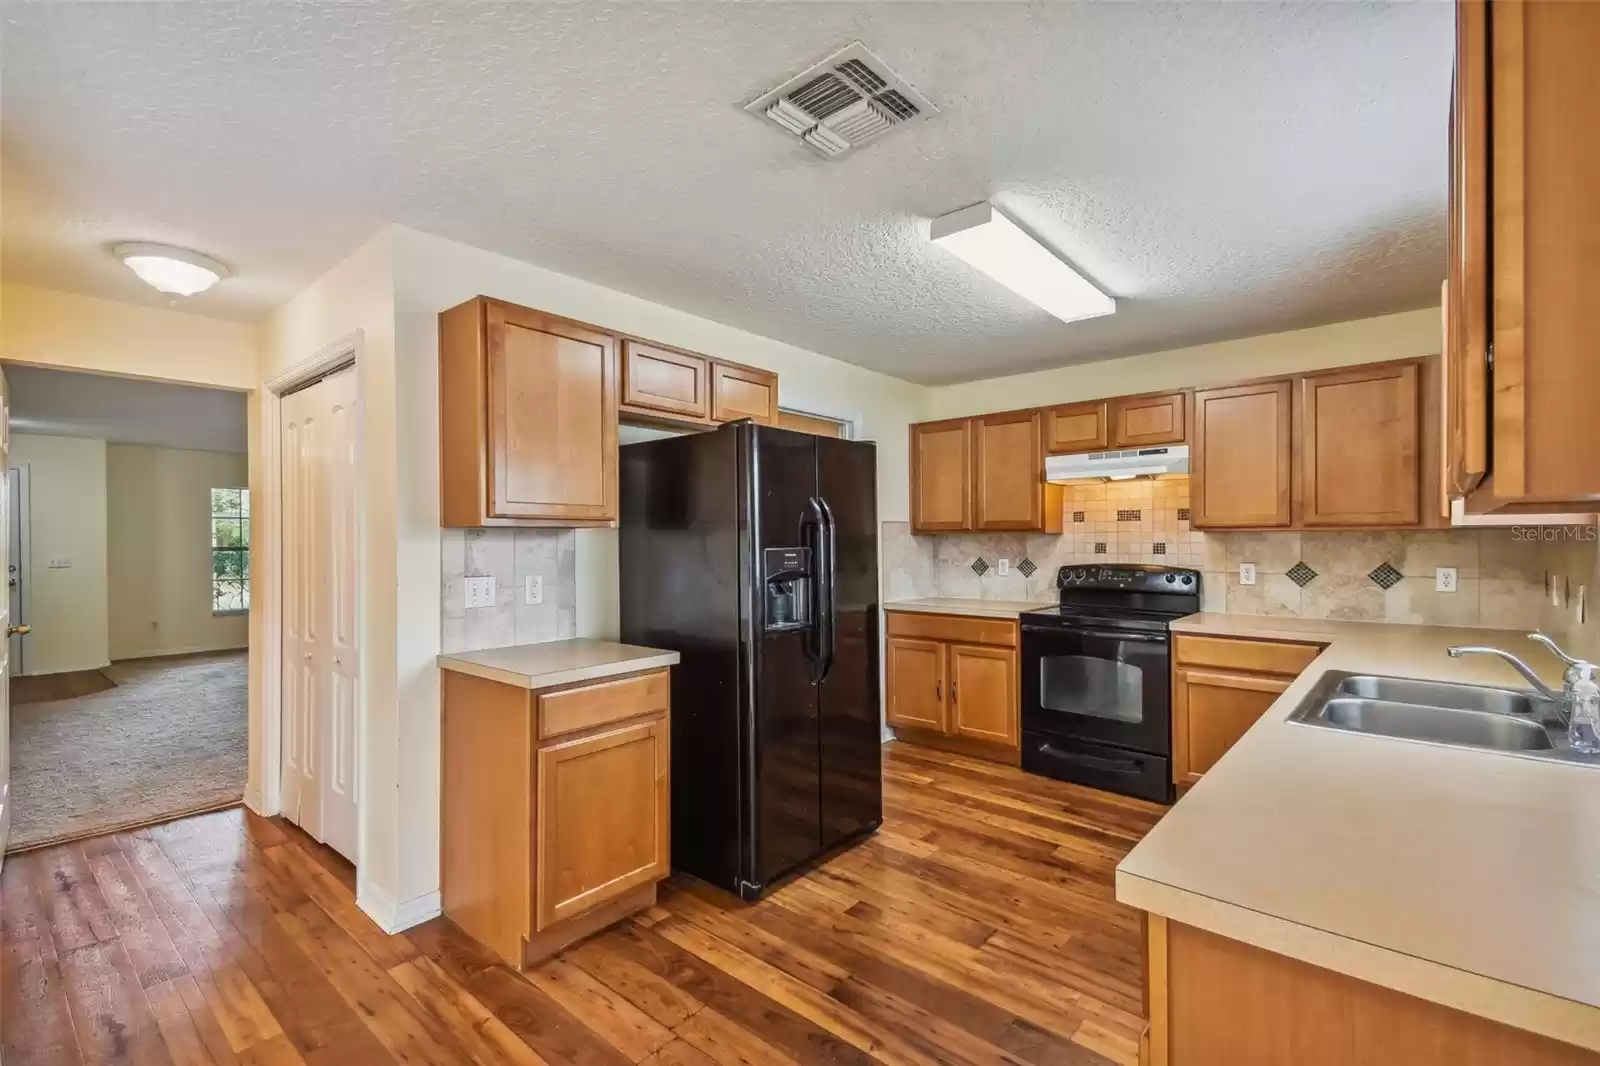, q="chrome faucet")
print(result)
[1447,633,1598,730]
